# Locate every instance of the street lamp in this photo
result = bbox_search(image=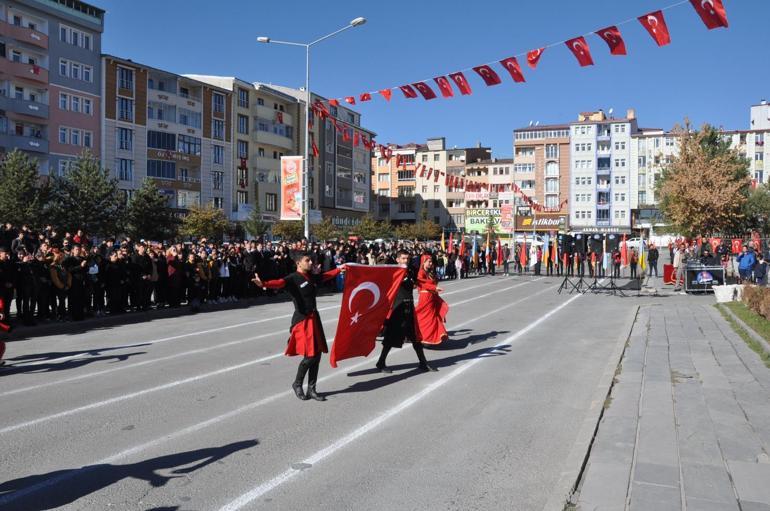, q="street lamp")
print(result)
[257,17,367,239]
